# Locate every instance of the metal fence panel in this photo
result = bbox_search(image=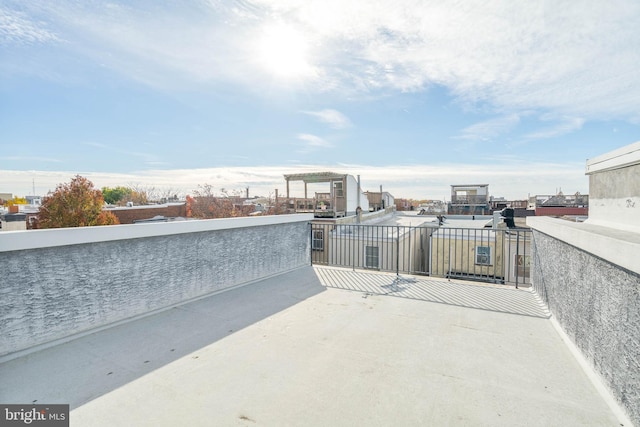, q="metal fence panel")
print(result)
[310,223,531,287]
